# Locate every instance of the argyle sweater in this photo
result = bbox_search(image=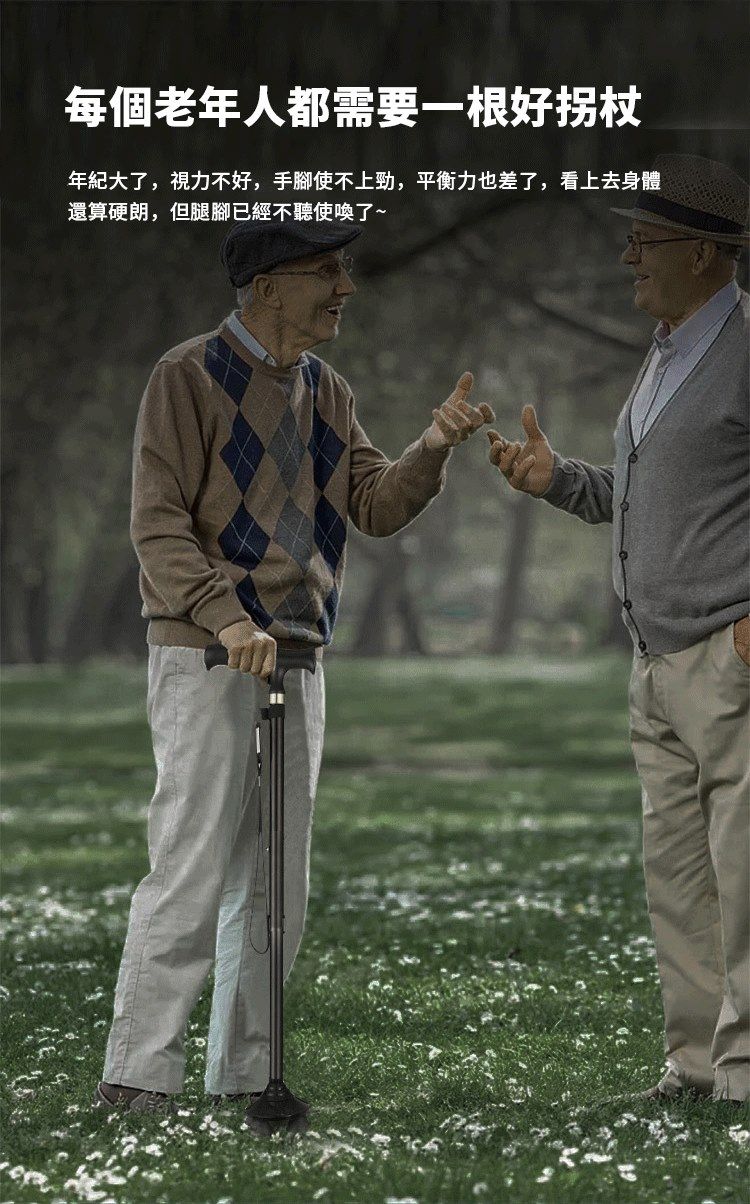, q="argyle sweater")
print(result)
[131,316,452,651]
